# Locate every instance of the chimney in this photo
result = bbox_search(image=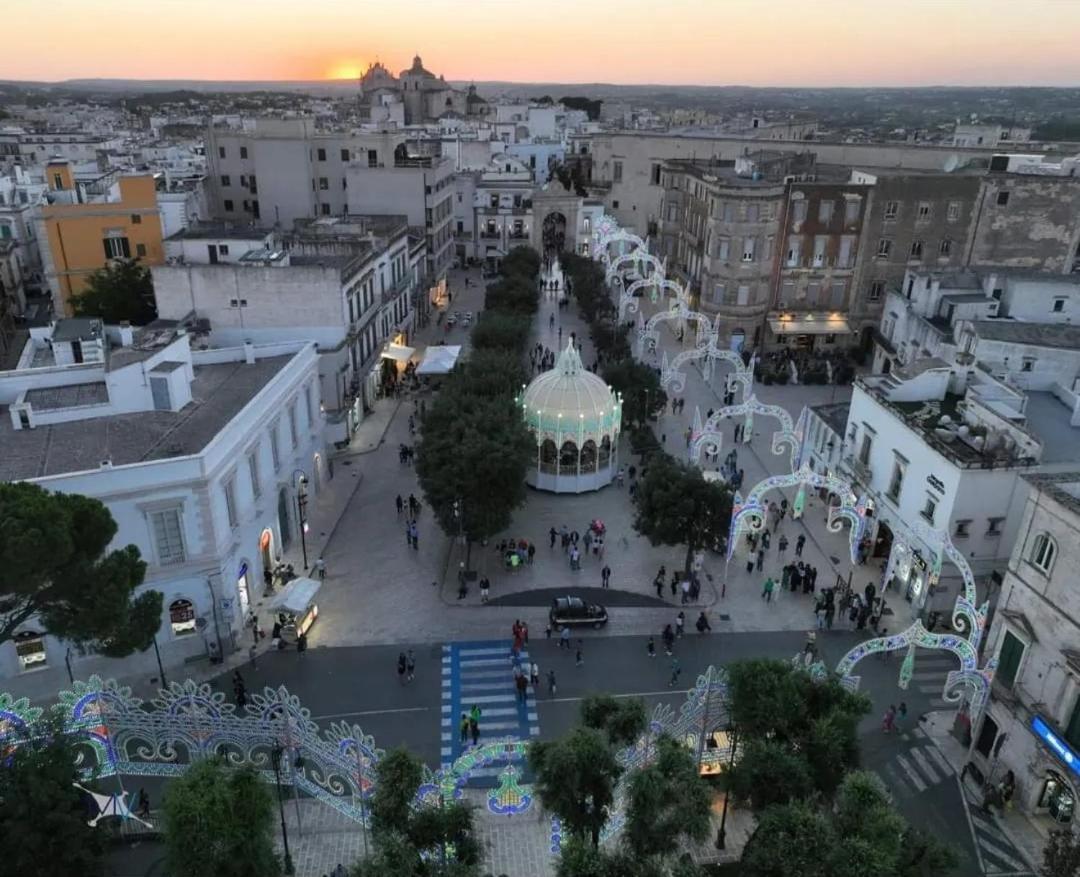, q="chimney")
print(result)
[243,341,256,364]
